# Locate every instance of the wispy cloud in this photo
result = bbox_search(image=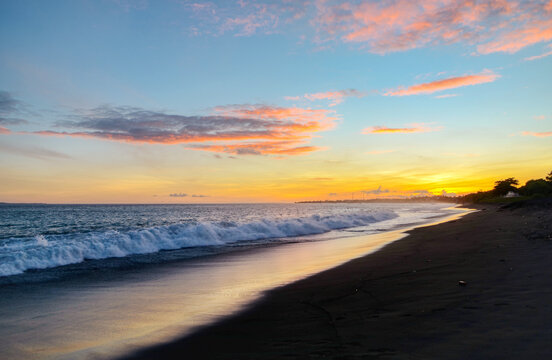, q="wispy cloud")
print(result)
[182,1,552,55]
[362,123,440,134]
[313,0,552,55]
[181,1,552,55]
[220,6,278,36]
[0,91,29,127]
[0,143,72,160]
[434,94,458,99]
[285,89,366,106]
[524,45,552,61]
[534,115,546,121]
[0,91,20,114]
[33,104,338,156]
[477,13,552,54]
[522,131,552,137]
[0,126,11,134]
[181,0,307,37]
[384,72,499,96]
[213,104,337,126]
